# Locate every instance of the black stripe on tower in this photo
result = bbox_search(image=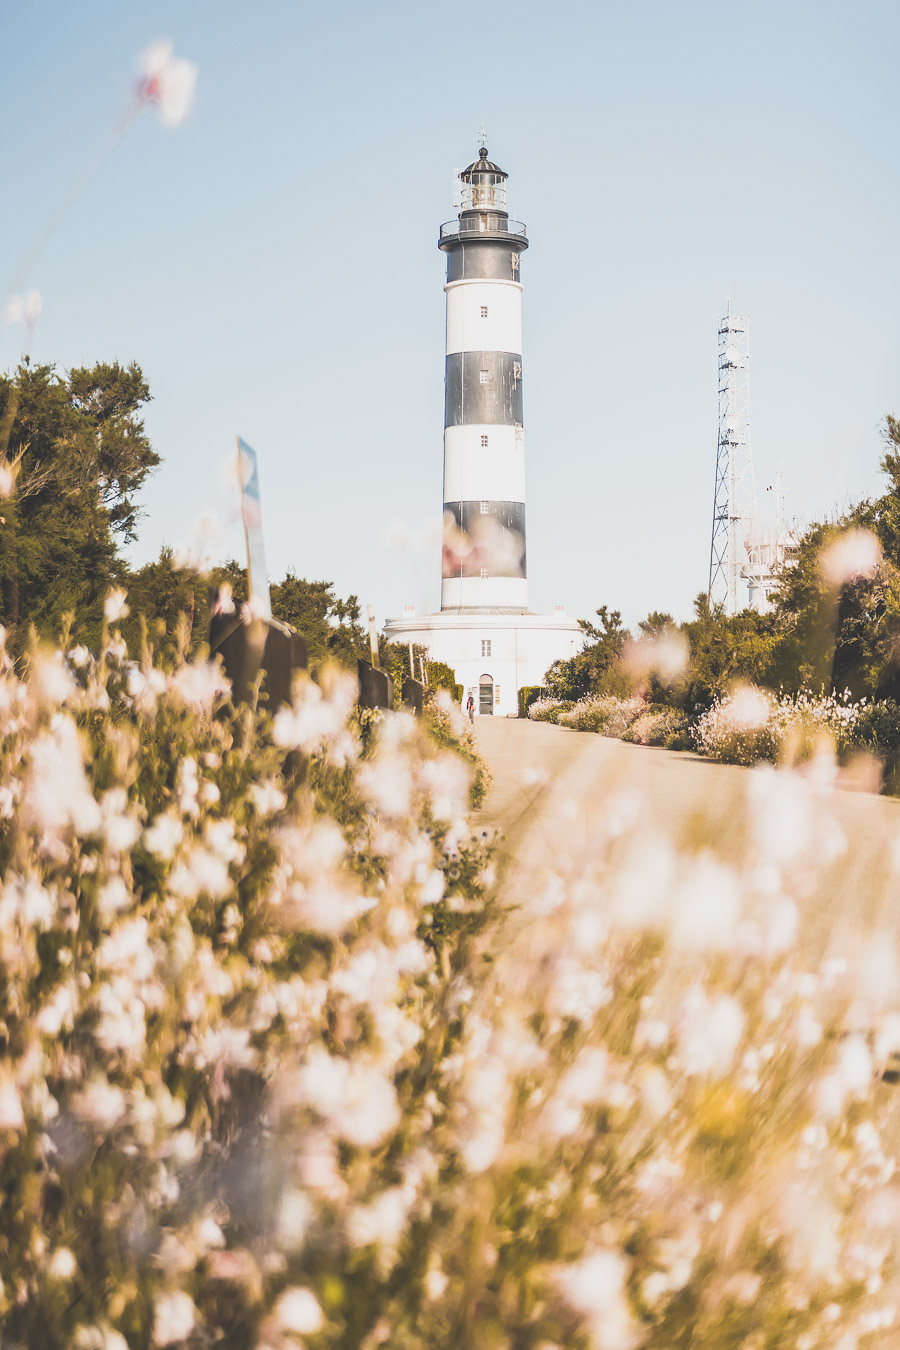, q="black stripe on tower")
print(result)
[445,352,523,428]
[443,500,527,578]
[446,242,525,283]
